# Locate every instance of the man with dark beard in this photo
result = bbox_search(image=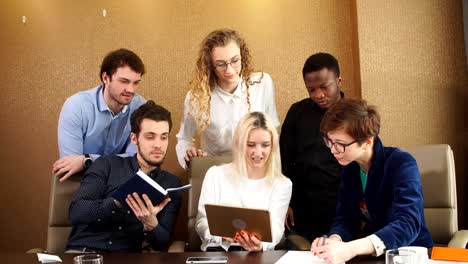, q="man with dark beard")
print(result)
[66,100,181,253]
